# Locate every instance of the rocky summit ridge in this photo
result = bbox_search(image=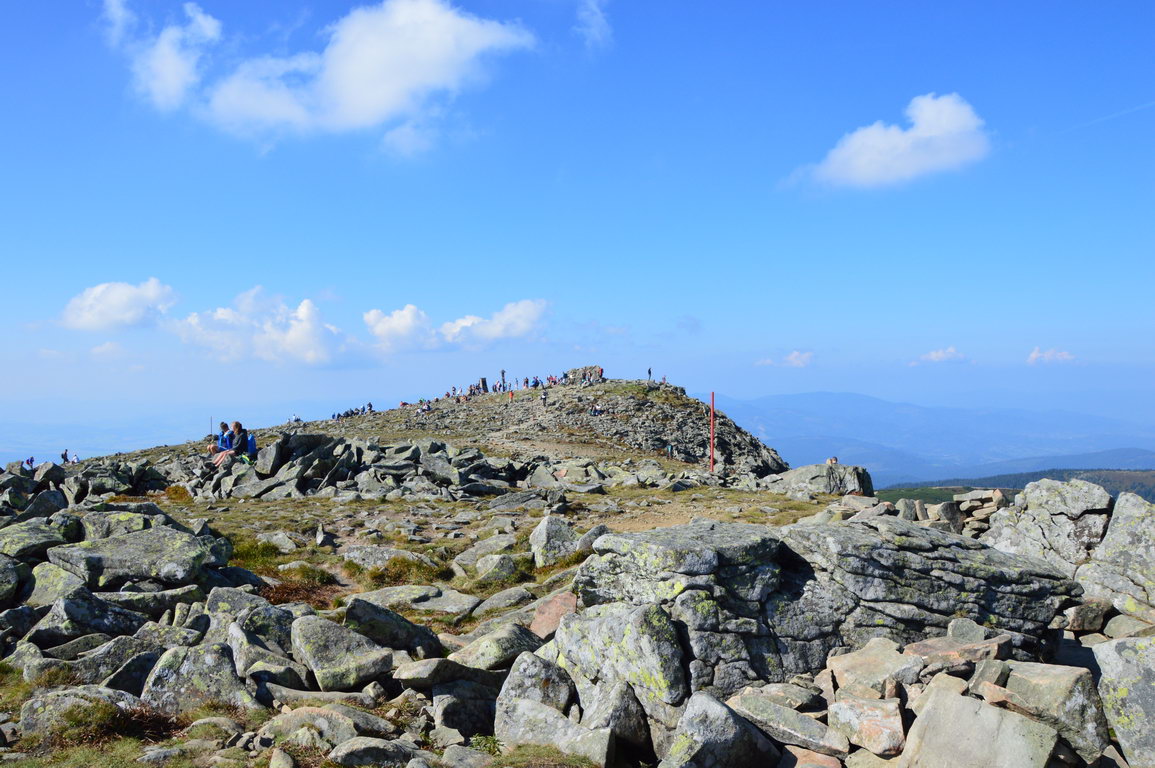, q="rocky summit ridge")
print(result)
[0,370,1152,768]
